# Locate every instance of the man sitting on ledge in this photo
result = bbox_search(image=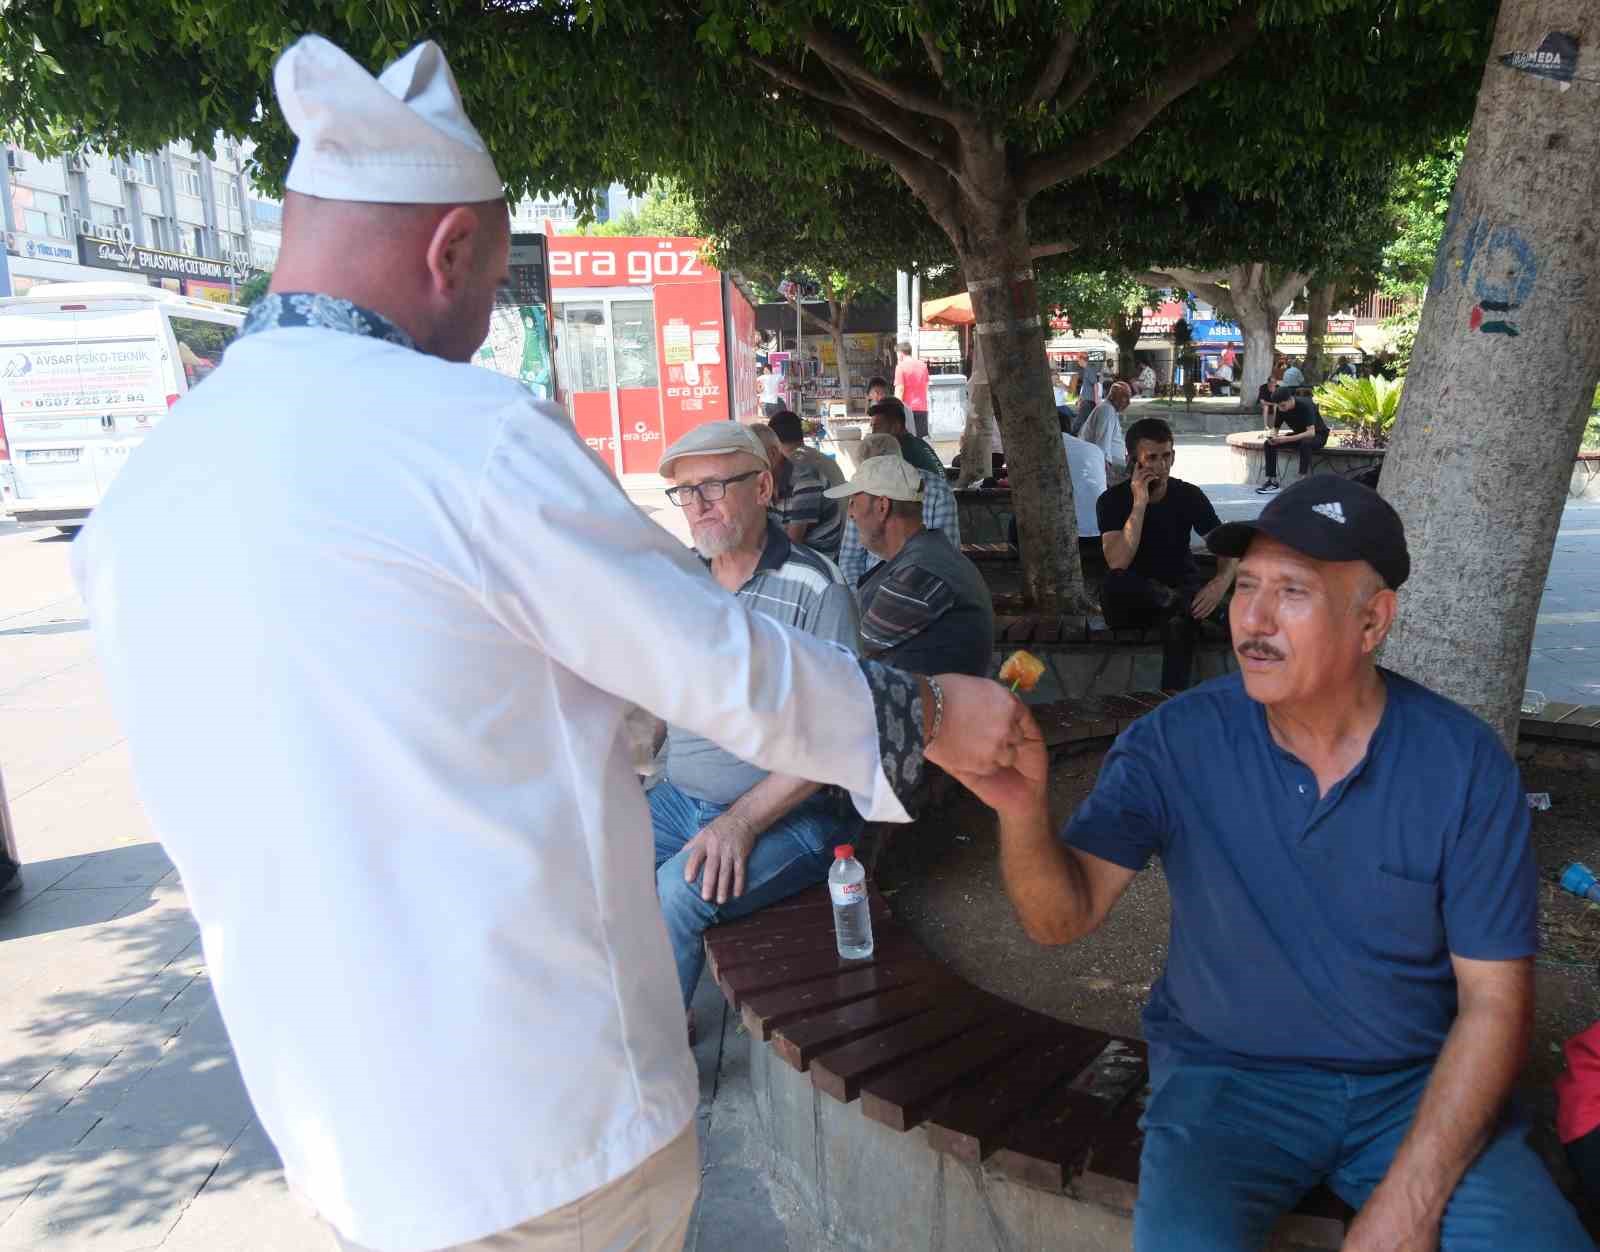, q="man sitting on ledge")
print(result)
[827,454,994,679]
[837,433,961,588]
[976,477,1591,1252]
[1097,416,1235,691]
[651,421,861,1021]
